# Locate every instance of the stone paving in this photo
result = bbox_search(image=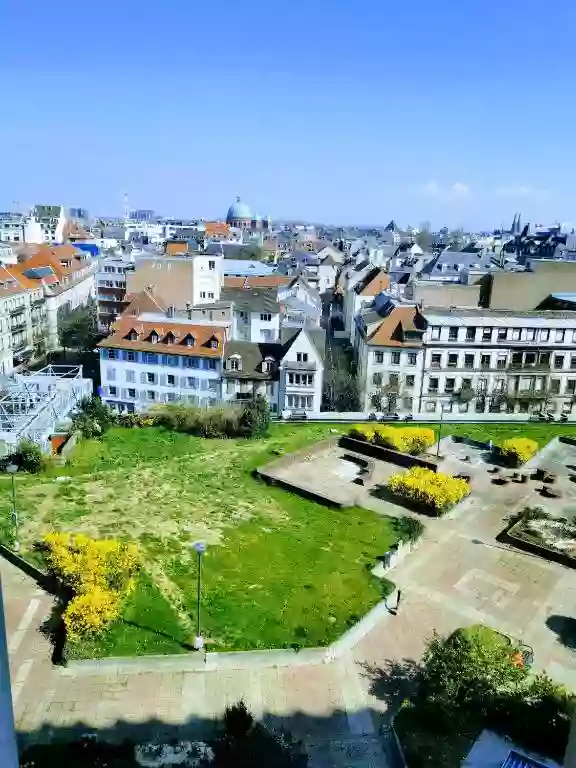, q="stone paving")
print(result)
[4,437,576,767]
